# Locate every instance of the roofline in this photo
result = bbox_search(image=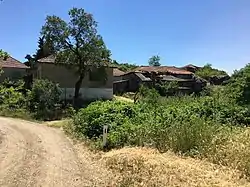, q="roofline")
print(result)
[0,56,29,69]
[38,61,116,68]
[2,66,30,69]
